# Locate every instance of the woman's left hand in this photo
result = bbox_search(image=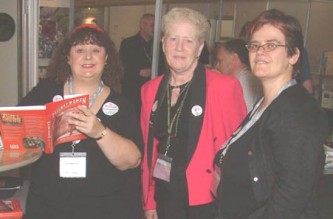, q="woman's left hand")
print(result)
[68,105,104,139]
